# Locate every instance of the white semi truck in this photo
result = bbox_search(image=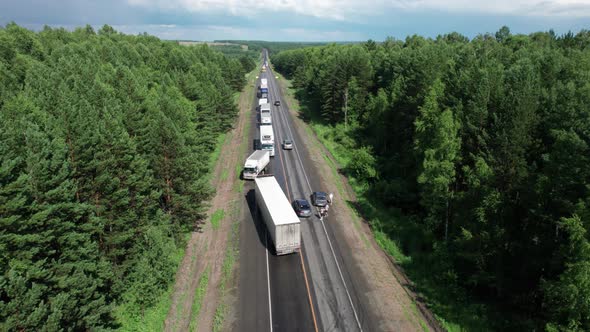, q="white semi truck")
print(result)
[260,102,271,123]
[255,176,301,255]
[260,79,269,98]
[243,150,270,180]
[260,124,275,156]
